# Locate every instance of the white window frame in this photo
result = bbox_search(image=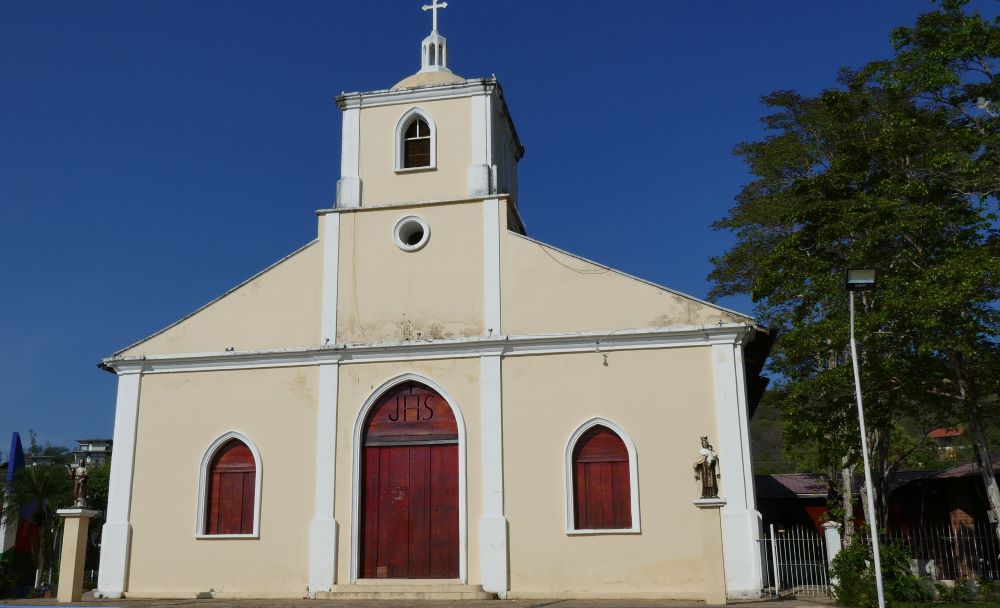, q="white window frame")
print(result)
[393,215,431,252]
[395,107,437,172]
[195,430,263,539]
[564,417,641,535]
